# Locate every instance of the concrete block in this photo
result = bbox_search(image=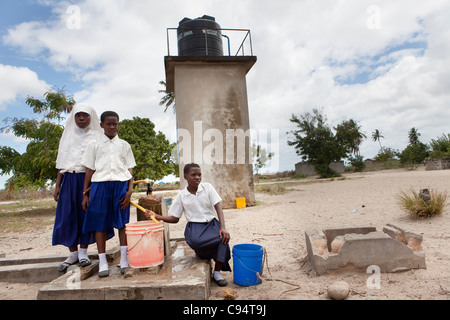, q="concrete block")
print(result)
[305,224,426,275]
[0,261,63,283]
[38,241,211,300]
